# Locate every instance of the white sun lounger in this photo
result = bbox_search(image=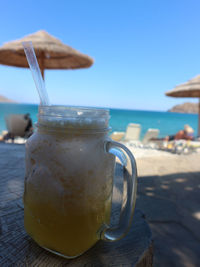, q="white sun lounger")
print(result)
[124,123,141,145]
[142,128,160,145]
[5,114,28,137]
